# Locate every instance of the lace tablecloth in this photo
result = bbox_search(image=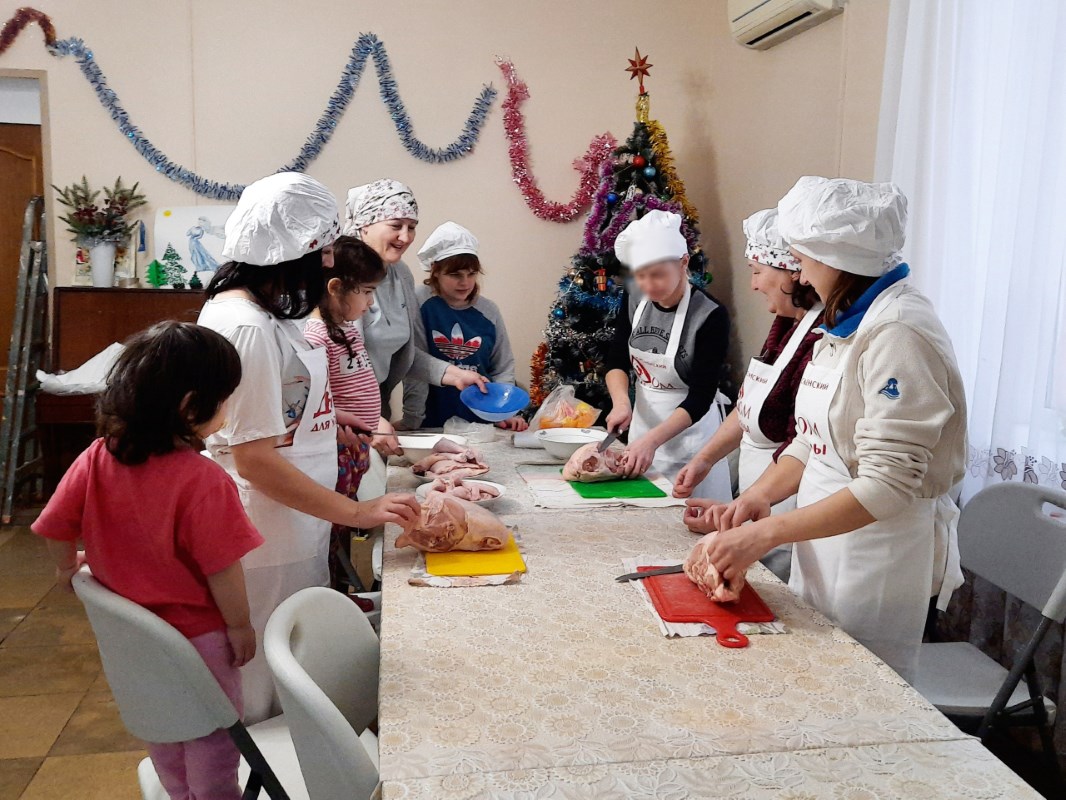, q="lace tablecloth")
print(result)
[379,738,1038,799]
[379,504,969,783]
